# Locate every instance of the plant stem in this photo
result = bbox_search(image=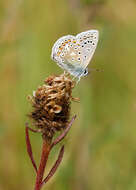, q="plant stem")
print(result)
[34,138,50,190]
[41,145,64,186]
[51,115,76,148]
[25,125,38,173]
